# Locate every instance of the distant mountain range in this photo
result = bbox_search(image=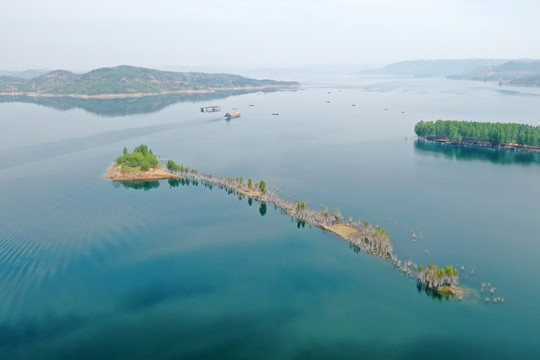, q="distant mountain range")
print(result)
[448,60,540,86]
[363,59,509,77]
[364,59,540,87]
[0,65,300,97]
